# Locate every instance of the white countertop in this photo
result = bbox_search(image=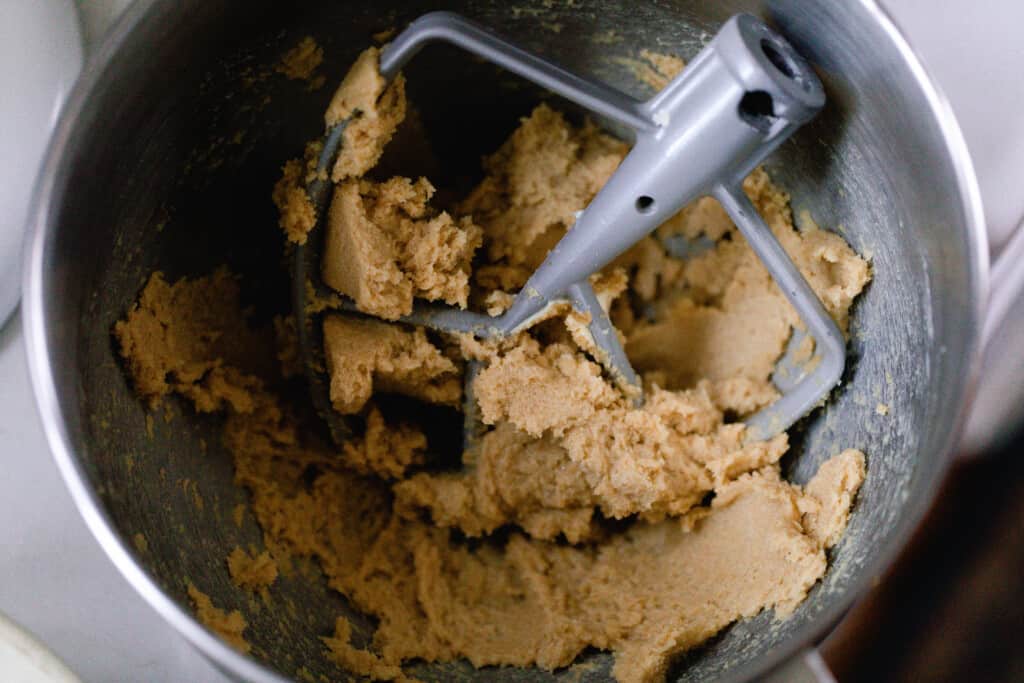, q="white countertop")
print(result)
[1,1,1020,681]
[0,315,229,681]
[0,1,234,678]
